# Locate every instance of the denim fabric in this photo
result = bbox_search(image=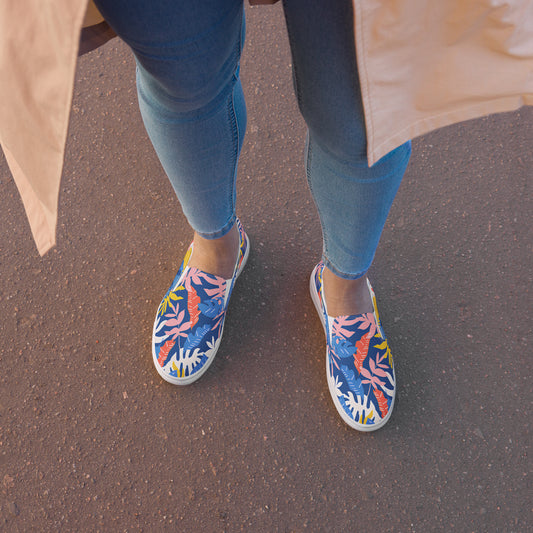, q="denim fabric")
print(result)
[283,0,411,278]
[93,0,411,278]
